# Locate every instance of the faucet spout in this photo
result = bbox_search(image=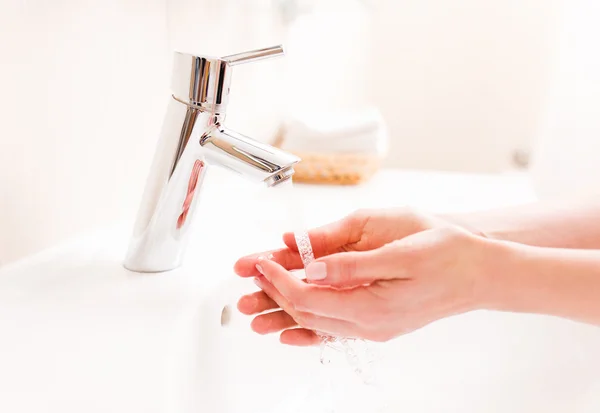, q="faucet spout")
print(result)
[200,125,299,186]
